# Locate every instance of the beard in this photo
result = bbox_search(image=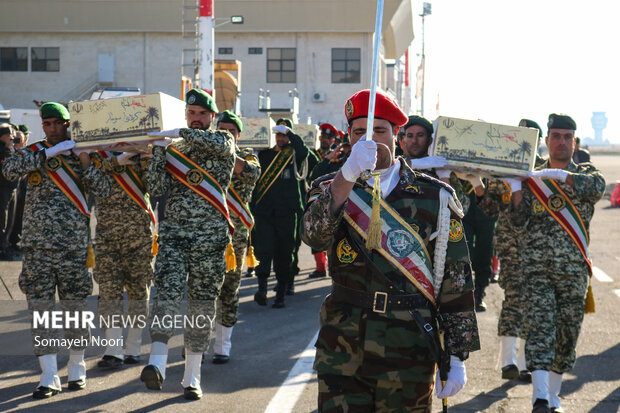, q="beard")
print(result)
[190,121,208,130]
